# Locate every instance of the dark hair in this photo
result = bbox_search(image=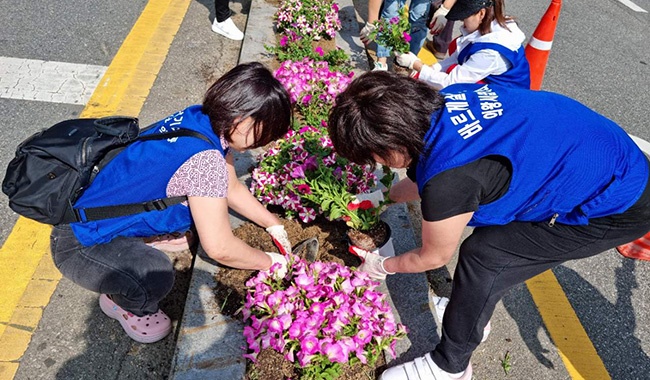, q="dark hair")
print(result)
[479,0,513,35]
[203,62,292,149]
[328,71,445,166]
